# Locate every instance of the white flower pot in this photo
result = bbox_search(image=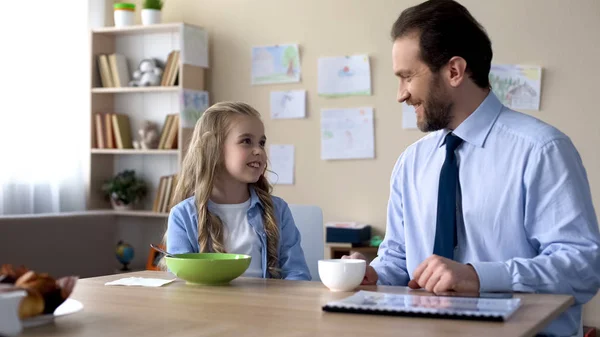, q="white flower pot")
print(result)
[142,9,162,25]
[111,199,134,211]
[114,9,135,27]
